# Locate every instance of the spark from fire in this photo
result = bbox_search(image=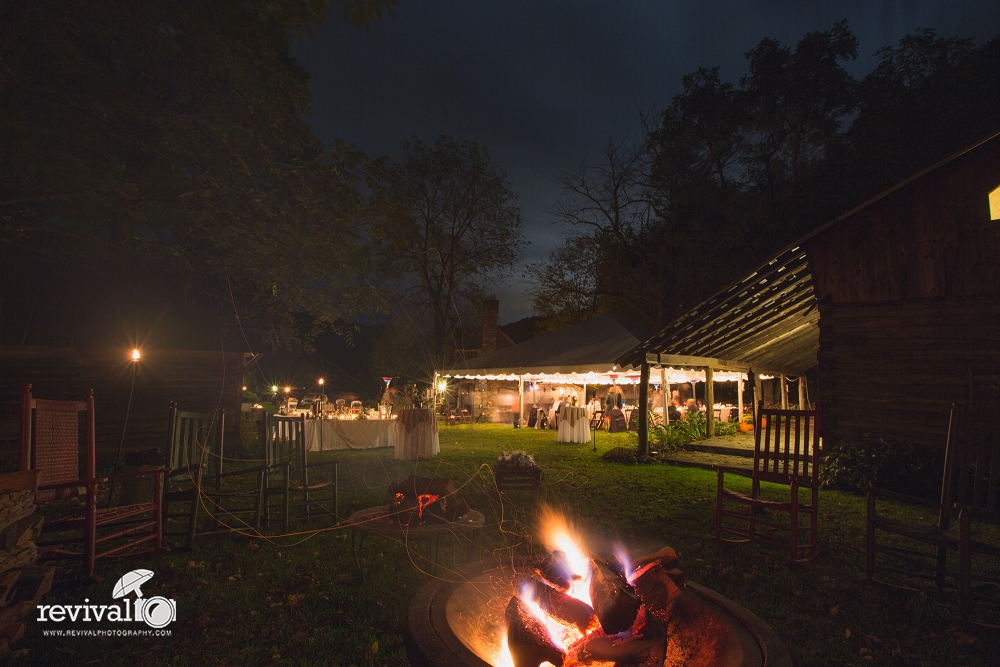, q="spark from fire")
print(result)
[539,506,592,606]
[519,584,584,650]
